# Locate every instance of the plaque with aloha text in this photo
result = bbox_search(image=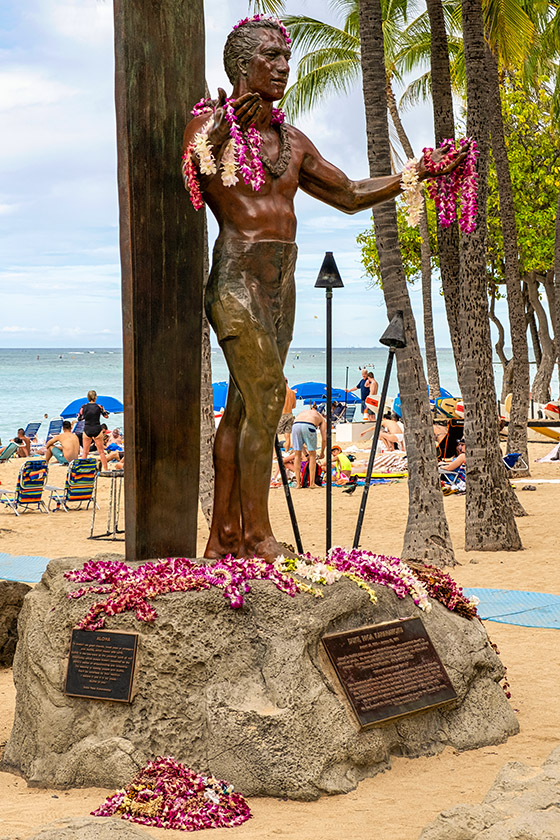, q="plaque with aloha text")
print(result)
[322,617,457,728]
[65,629,138,702]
